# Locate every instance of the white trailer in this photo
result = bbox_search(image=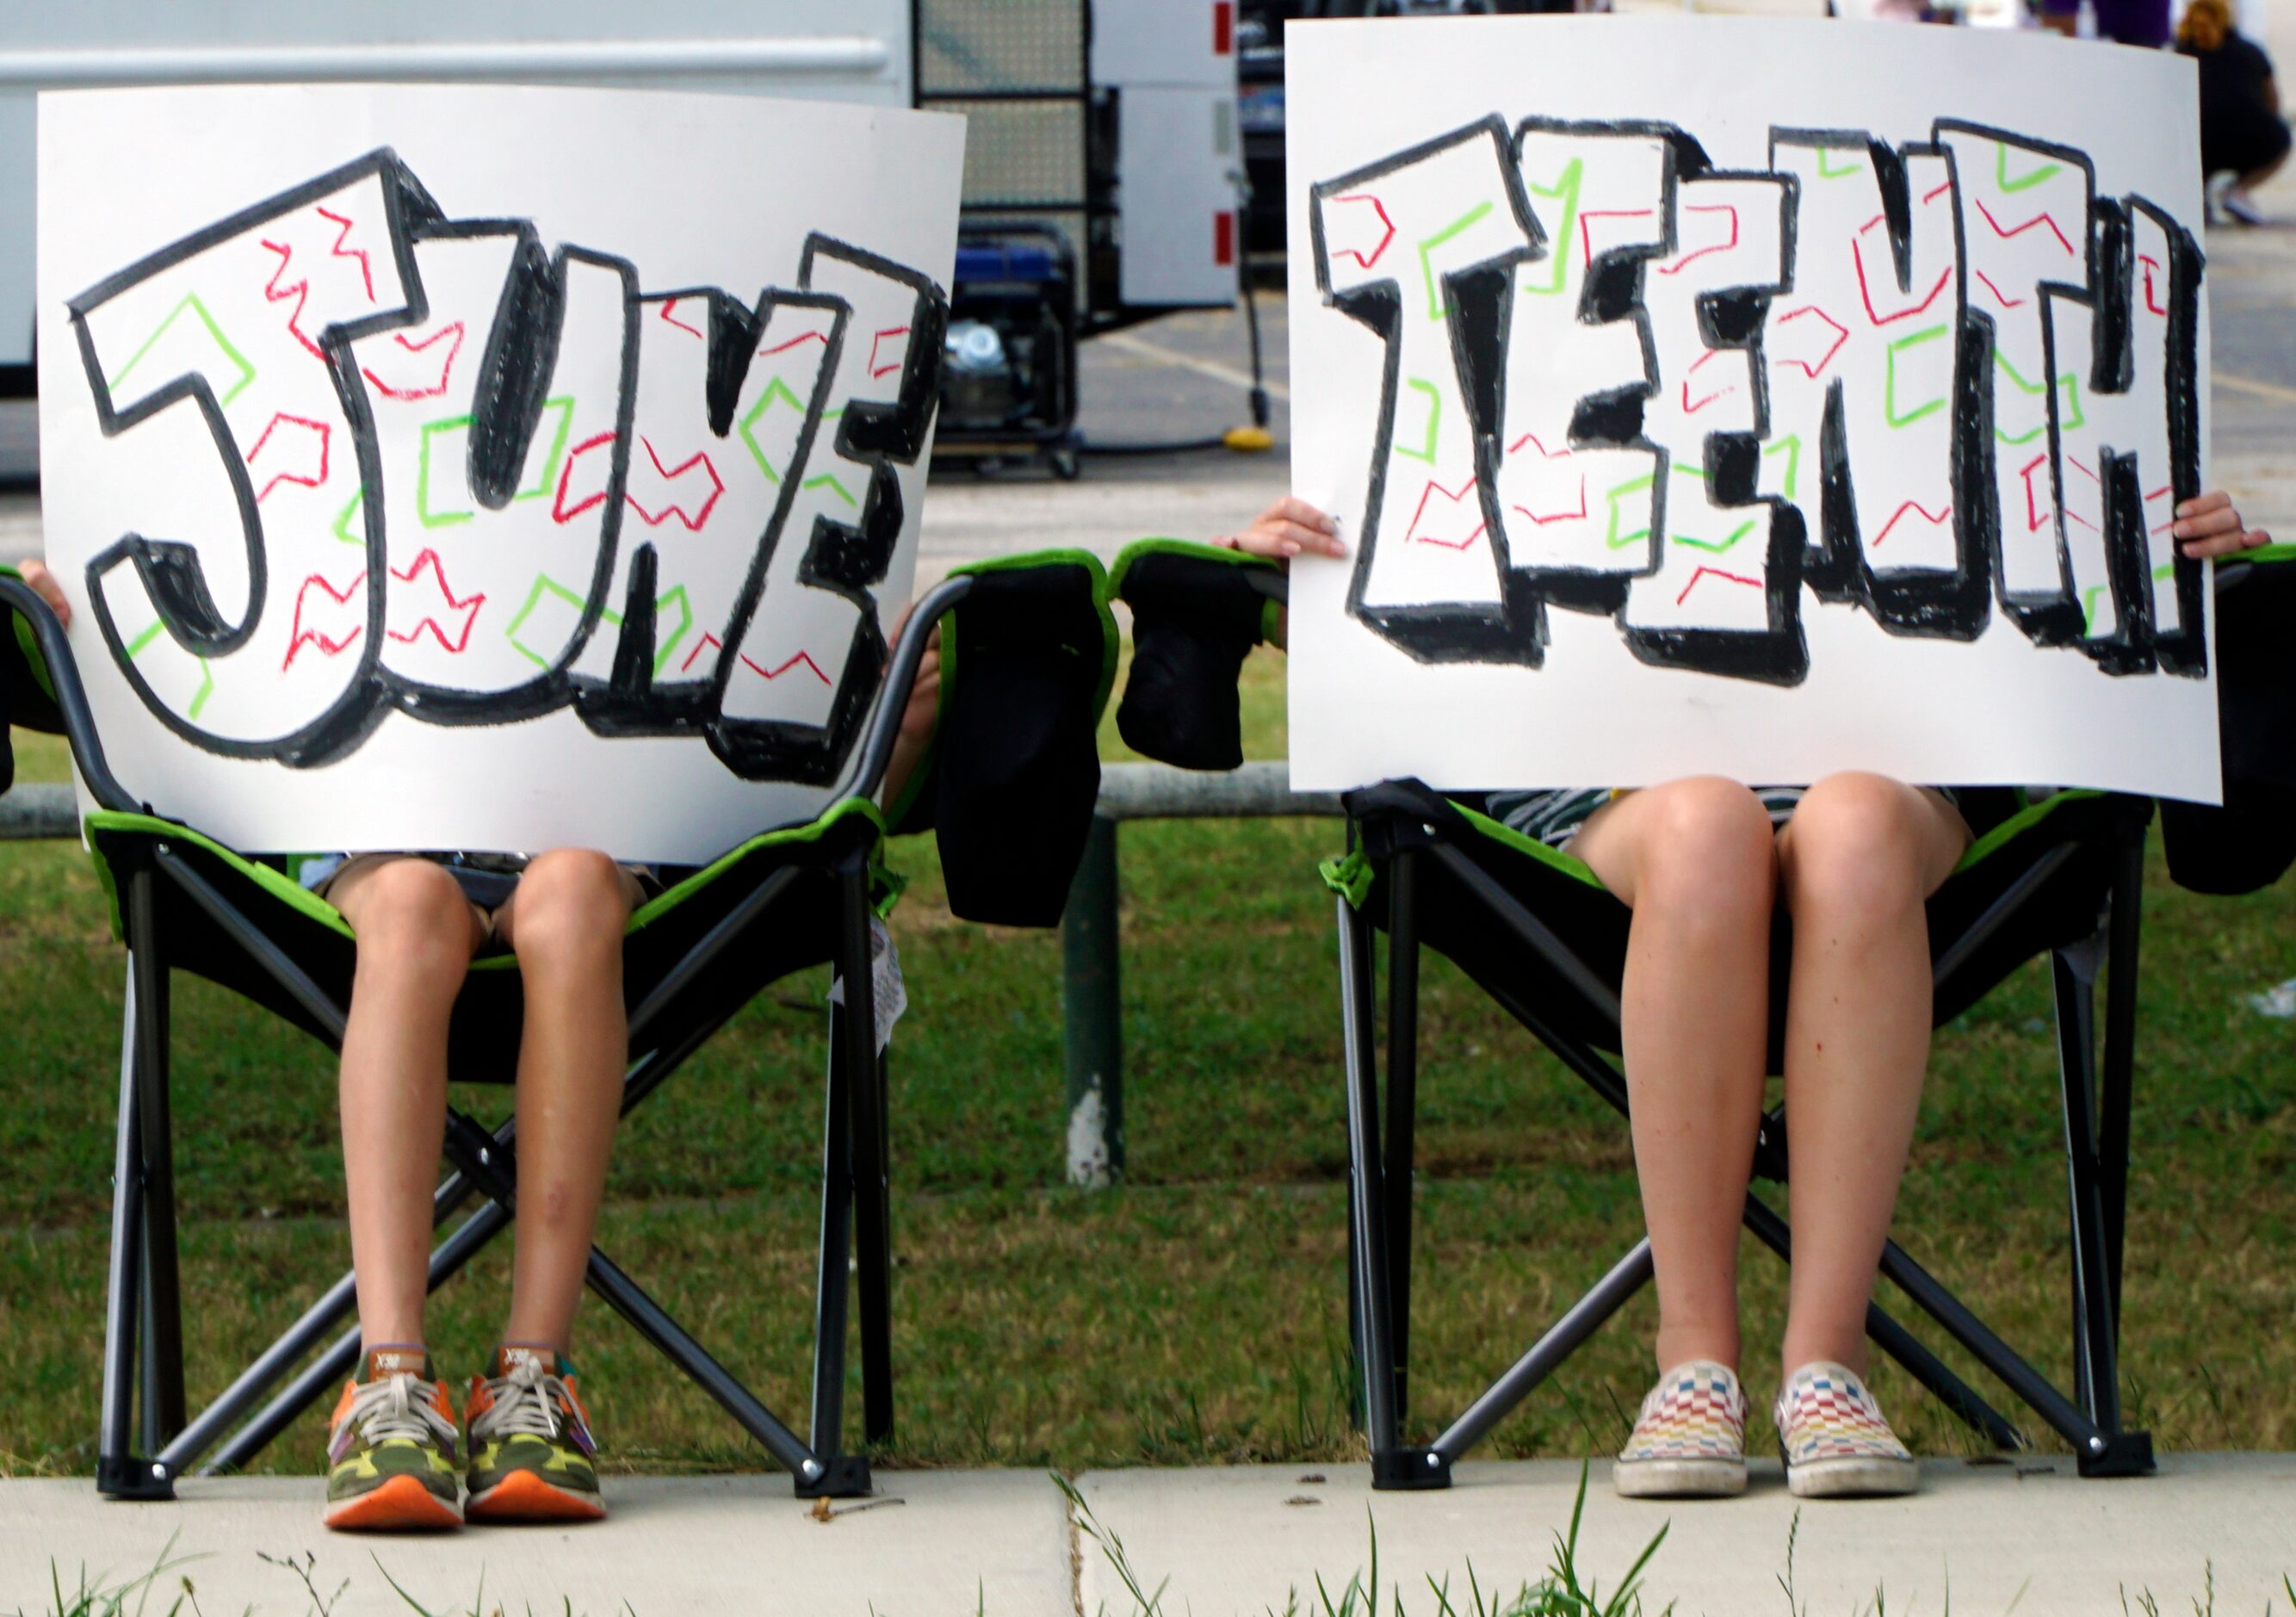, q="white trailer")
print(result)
[0,0,927,377]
